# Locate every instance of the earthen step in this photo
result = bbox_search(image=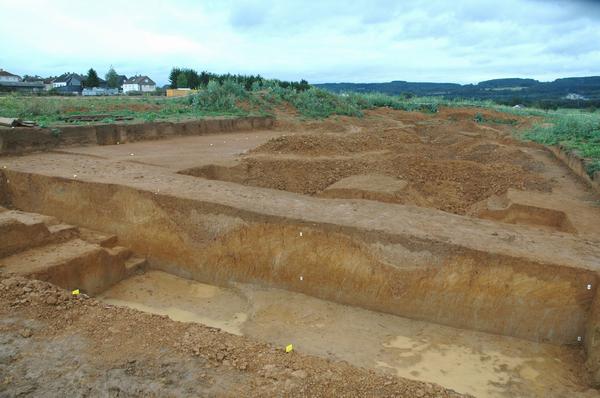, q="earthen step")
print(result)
[124,257,148,276]
[47,223,80,241]
[0,211,83,258]
[105,246,132,261]
[0,239,103,275]
[0,239,131,295]
[0,209,58,227]
[78,227,118,248]
[0,214,54,258]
